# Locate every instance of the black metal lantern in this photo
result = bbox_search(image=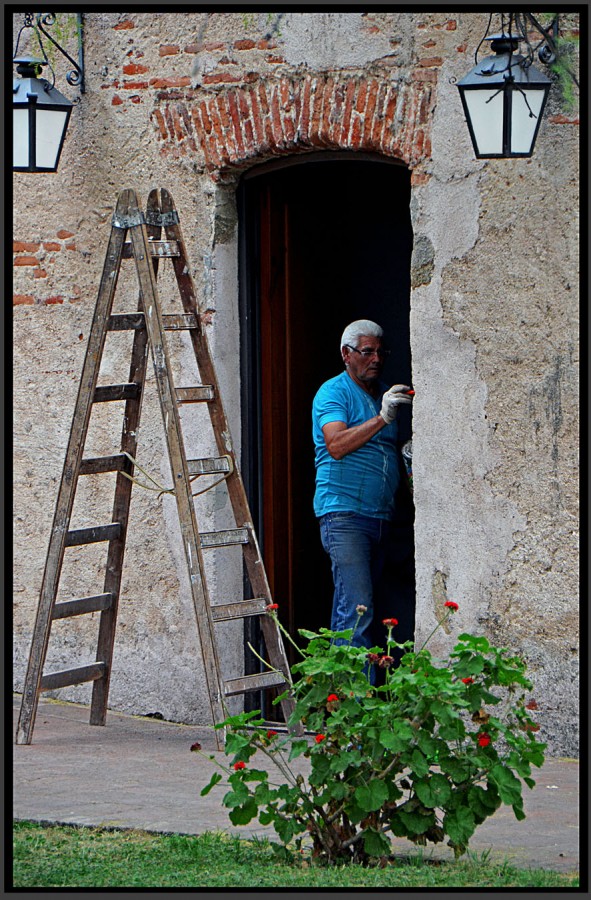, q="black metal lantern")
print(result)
[458,33,552,159]
[13,57,73,173]
[12,13,84,173]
